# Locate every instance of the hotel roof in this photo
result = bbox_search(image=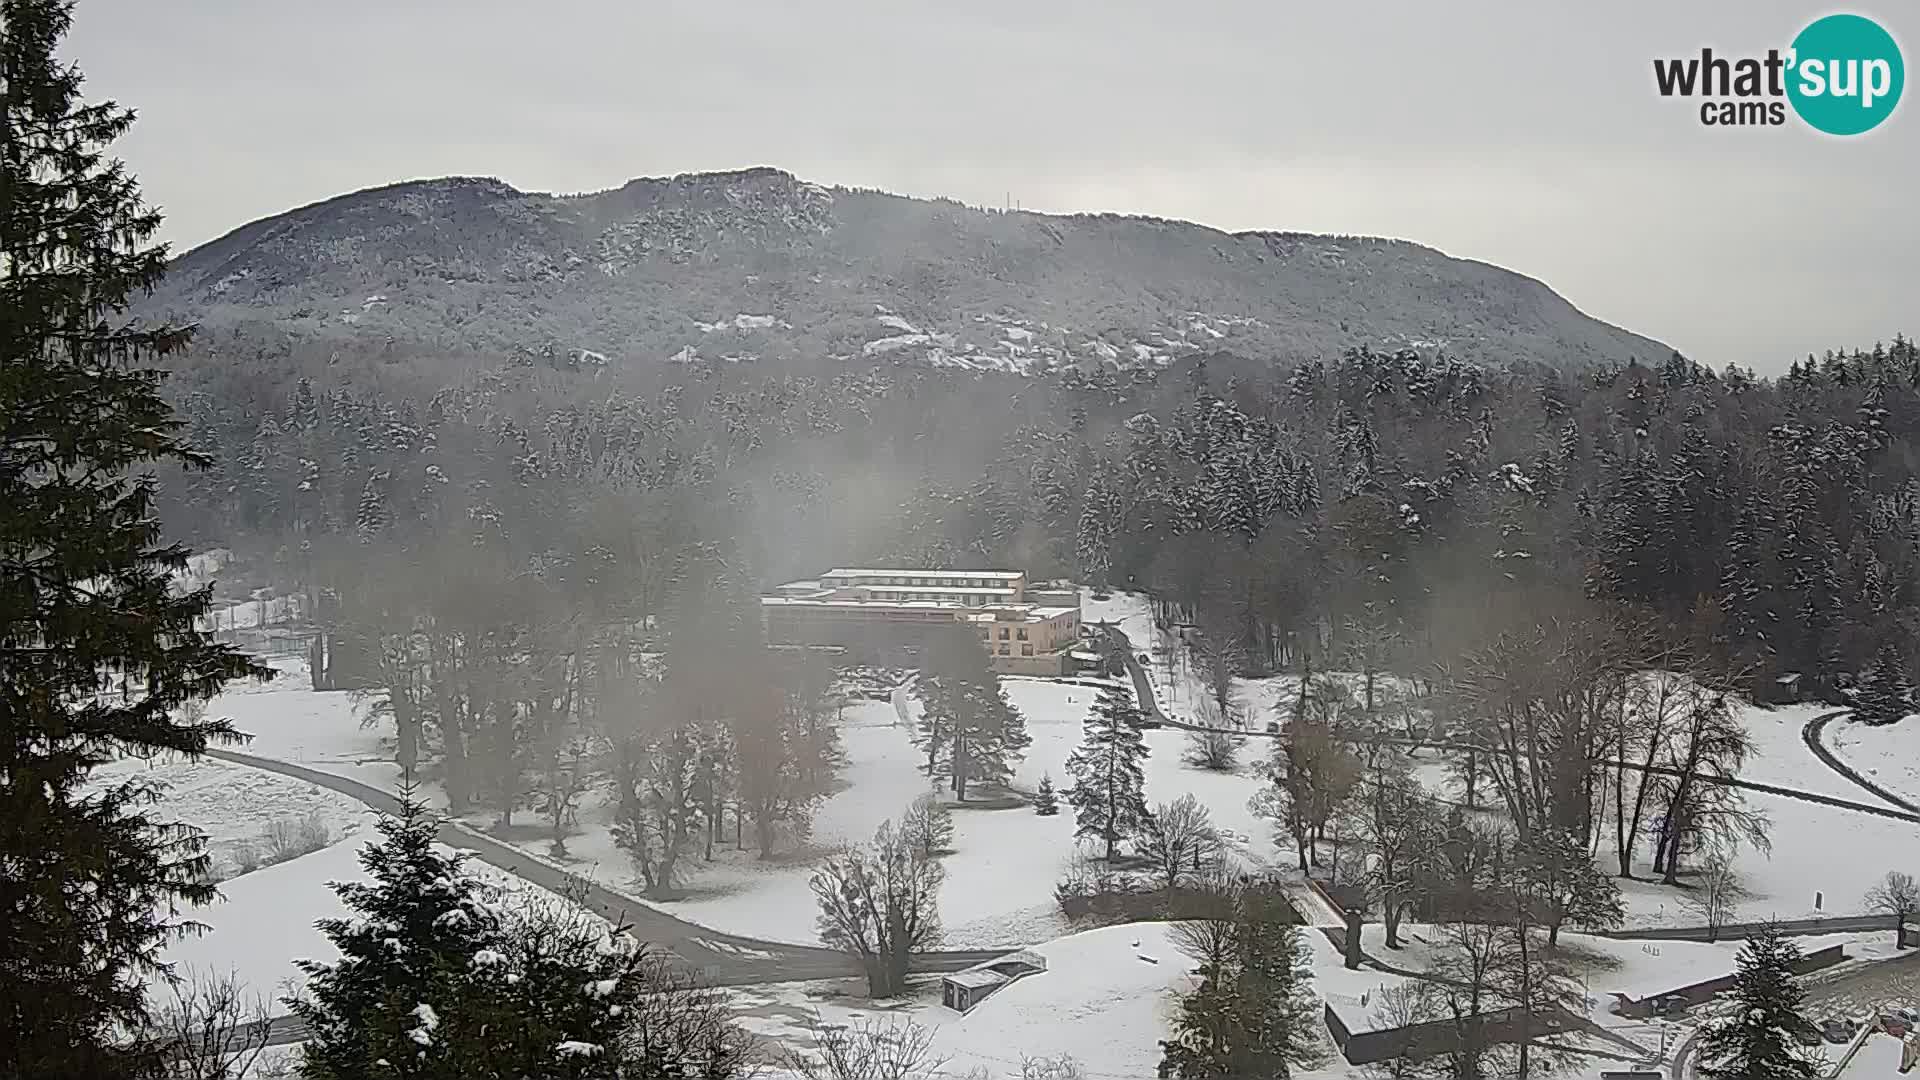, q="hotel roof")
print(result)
[823,568,1025,580]
[761,596,969,612]
[857,584,1021,595]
